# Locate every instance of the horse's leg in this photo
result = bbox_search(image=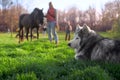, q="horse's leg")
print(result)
[30,28,33,41]
[37,27,39,39]
[20,27,24,42]
[25,27,29,41]
[18,28,21,43]
[19,27,23,43]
